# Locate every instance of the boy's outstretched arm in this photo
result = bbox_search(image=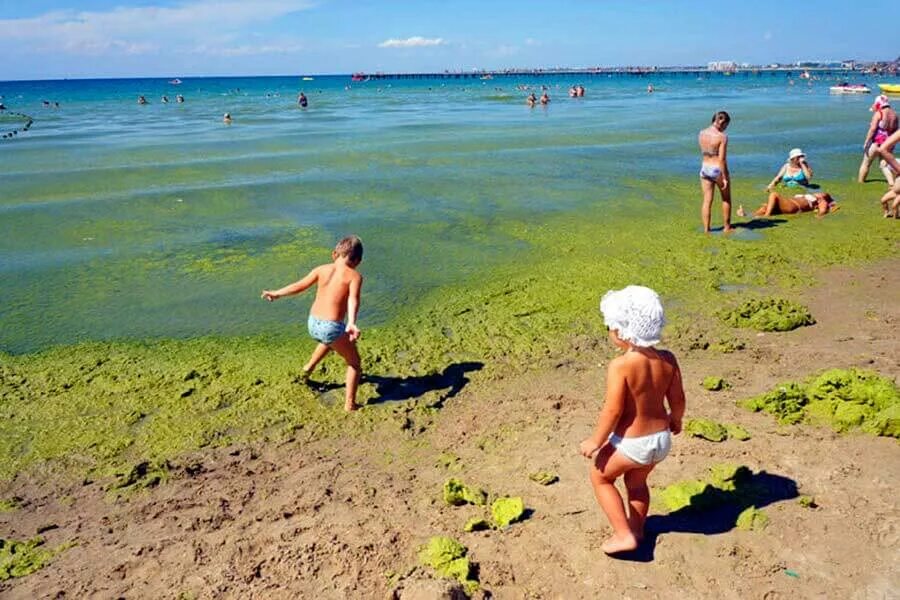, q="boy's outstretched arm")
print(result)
[345,275,363,341]
[261,267,319,302]
[579,360,626,458]
[665,356,686,434]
